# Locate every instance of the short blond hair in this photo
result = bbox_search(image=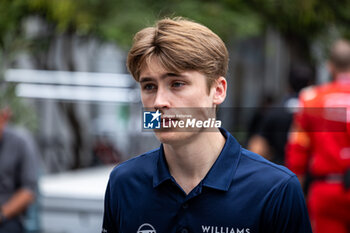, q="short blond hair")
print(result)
[127,17,229,90]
